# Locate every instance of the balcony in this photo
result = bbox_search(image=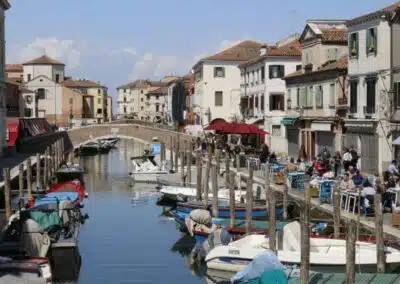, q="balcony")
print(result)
[337,97,348,110]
